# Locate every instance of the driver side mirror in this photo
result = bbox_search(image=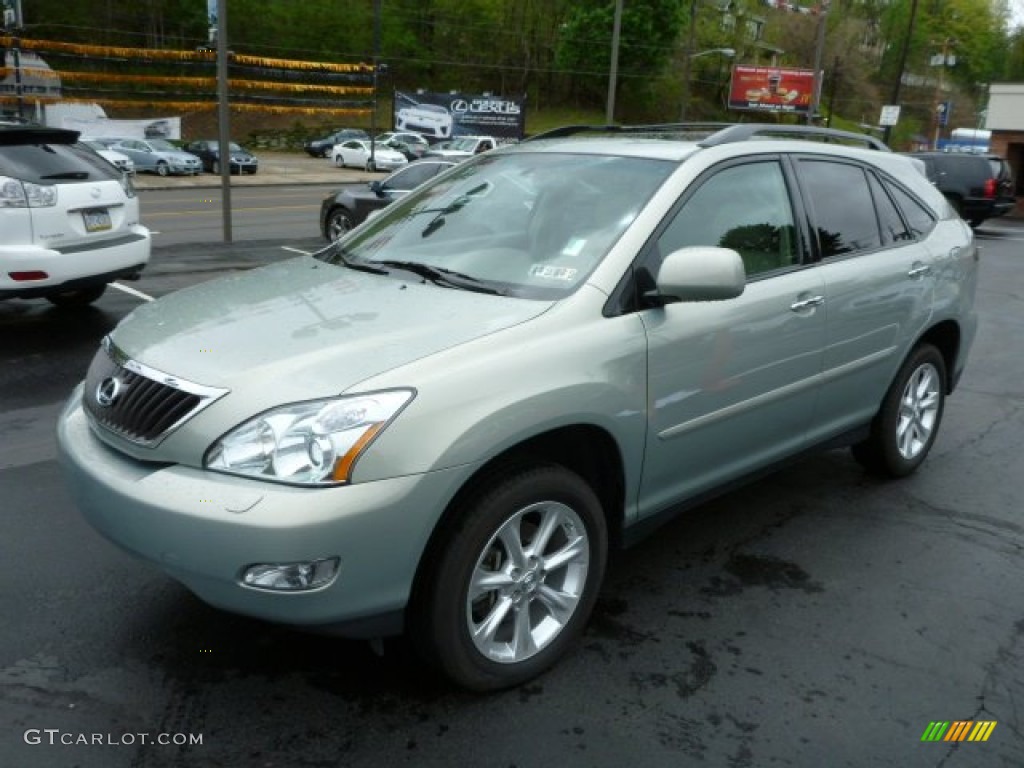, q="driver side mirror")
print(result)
[368,180,385,196]
[646,246,745,305]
